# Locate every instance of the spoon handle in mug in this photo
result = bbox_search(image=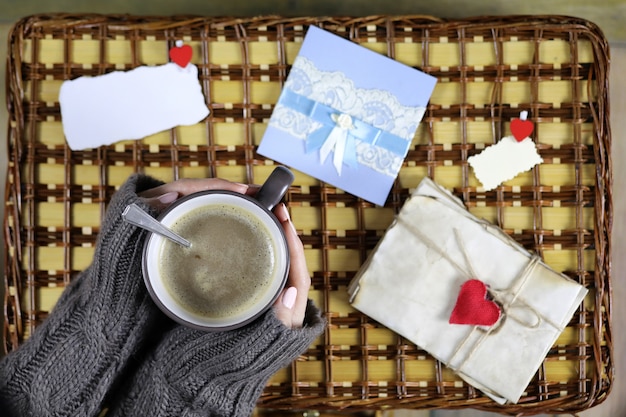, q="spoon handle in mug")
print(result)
[255,166,295,211]
[122,203,192,248]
